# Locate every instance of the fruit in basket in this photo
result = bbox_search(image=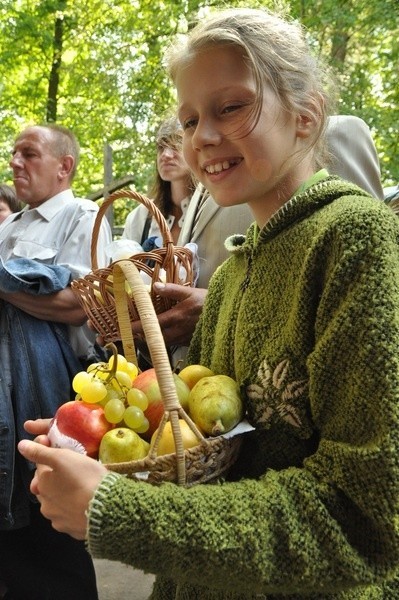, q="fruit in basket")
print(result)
[48,400,112,459]
[99,428,150,463]
[132,368,190,439]
[178,364,215,390]
[172,375,191,409]
[150,419,200,456]
[71,347,150,435]
[188,375,243,436]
